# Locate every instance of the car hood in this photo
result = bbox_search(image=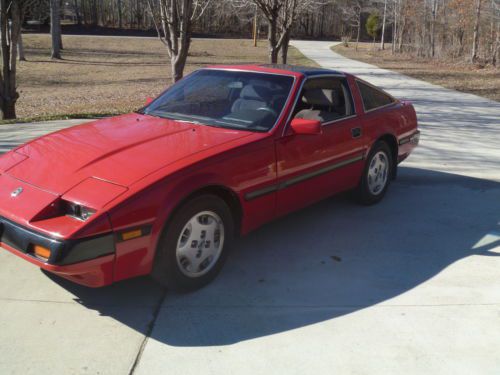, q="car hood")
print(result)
[3,113,254,194]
